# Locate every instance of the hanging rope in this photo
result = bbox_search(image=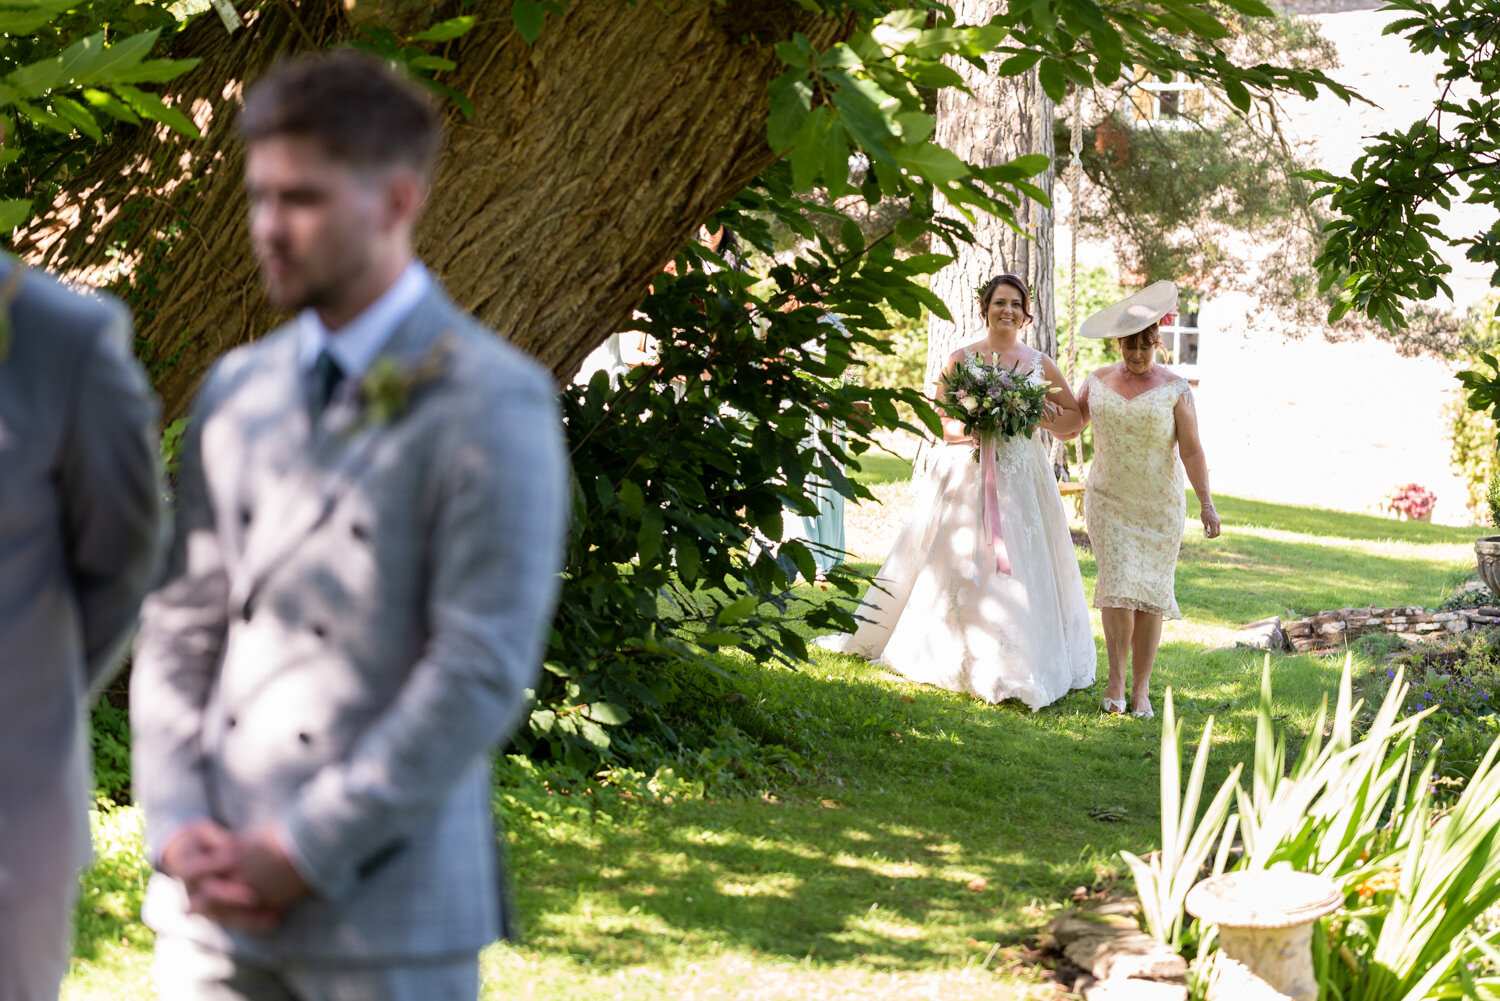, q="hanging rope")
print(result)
[1065,87,1085,477]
